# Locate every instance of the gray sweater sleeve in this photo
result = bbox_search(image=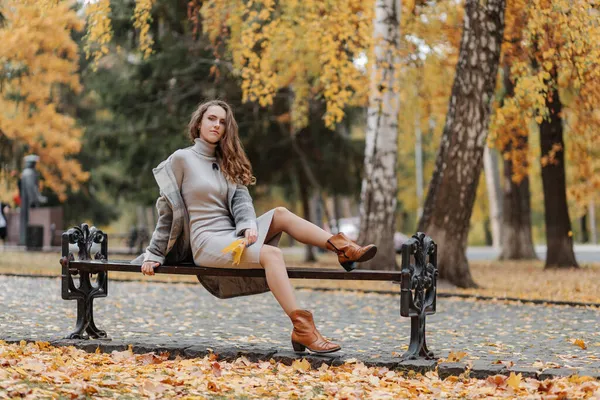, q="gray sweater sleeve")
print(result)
[231,184,258,236]
[143,195,172,265]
